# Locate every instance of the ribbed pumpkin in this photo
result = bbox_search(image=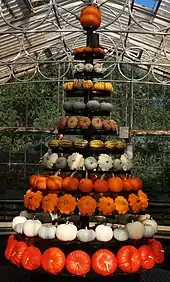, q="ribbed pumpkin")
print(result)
[29,175,38,189]
[46,172,63,191]
[63,172,79,191]
[108,176,123,193]
[80,5,101,30]
[35,176,47,190]
[123,178,133,192]
[93,175,108,192]
[79,173,93,193]
[129,177,143,191]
